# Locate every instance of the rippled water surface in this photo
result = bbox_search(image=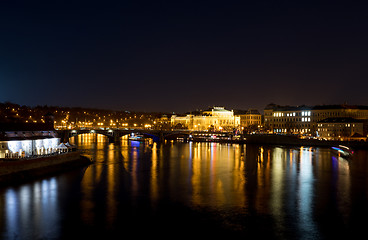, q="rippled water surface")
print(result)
[1,133,368,239]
